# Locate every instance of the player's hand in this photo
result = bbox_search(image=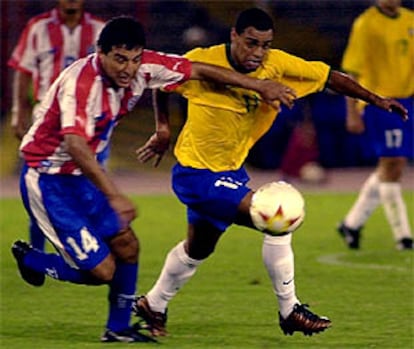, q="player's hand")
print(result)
[376,97,408,121]
[108,194,137,228]
[346,110,365,134]
[259,79,297,109]
[11,111,30,140]
[136,129,171,167]
[12,124,27,140]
